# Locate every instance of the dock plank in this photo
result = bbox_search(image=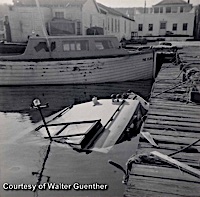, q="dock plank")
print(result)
[126,176,200,197]
[124,46,200,197]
